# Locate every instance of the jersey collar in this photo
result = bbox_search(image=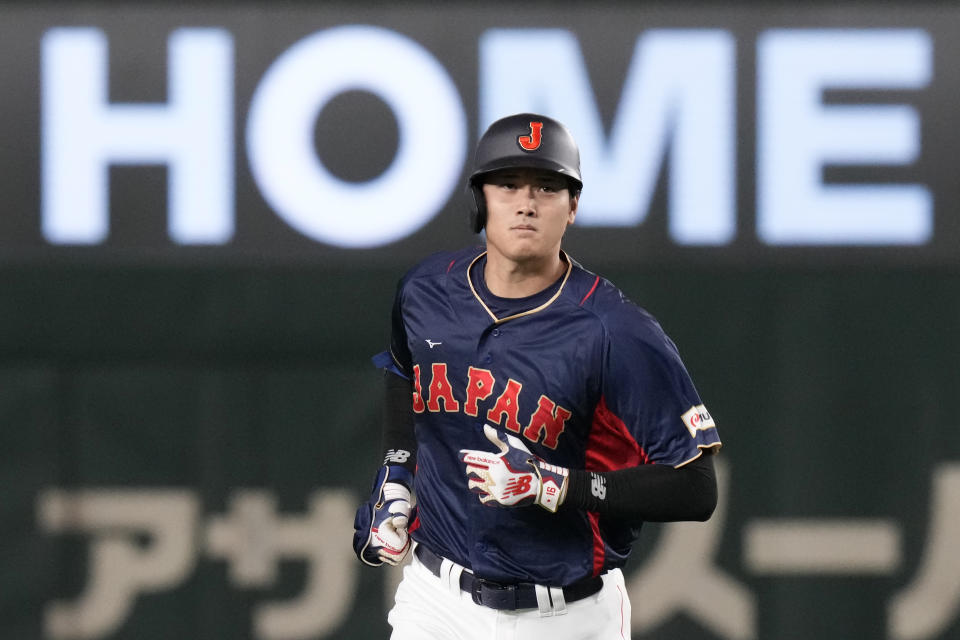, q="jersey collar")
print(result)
[466,250,573,324]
